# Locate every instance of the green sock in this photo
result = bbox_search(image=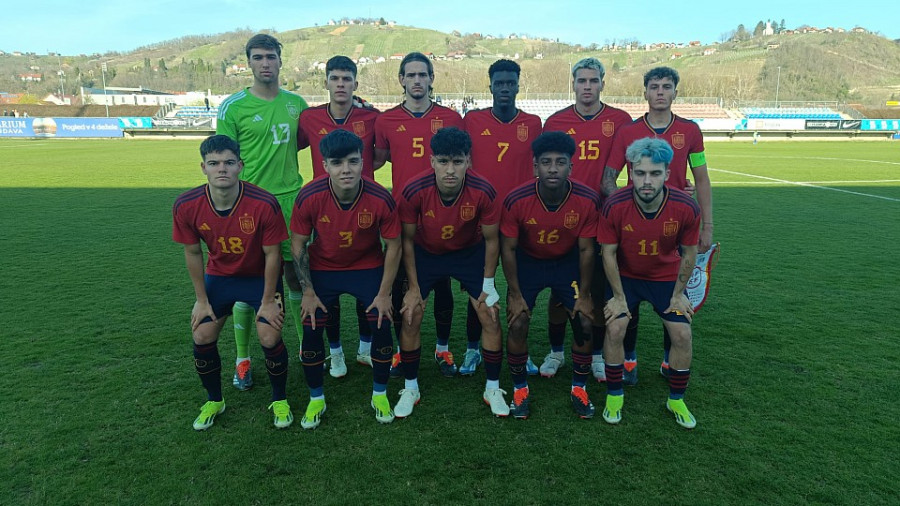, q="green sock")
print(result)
[233,302,254,359]
[288,290,304,346]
